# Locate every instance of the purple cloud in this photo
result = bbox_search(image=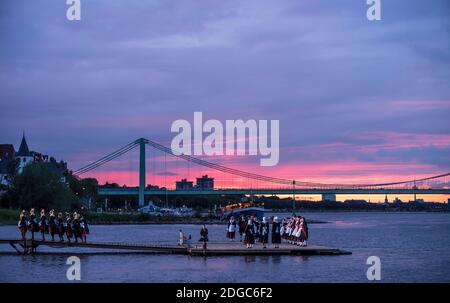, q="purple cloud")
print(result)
[0,0,449,183]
